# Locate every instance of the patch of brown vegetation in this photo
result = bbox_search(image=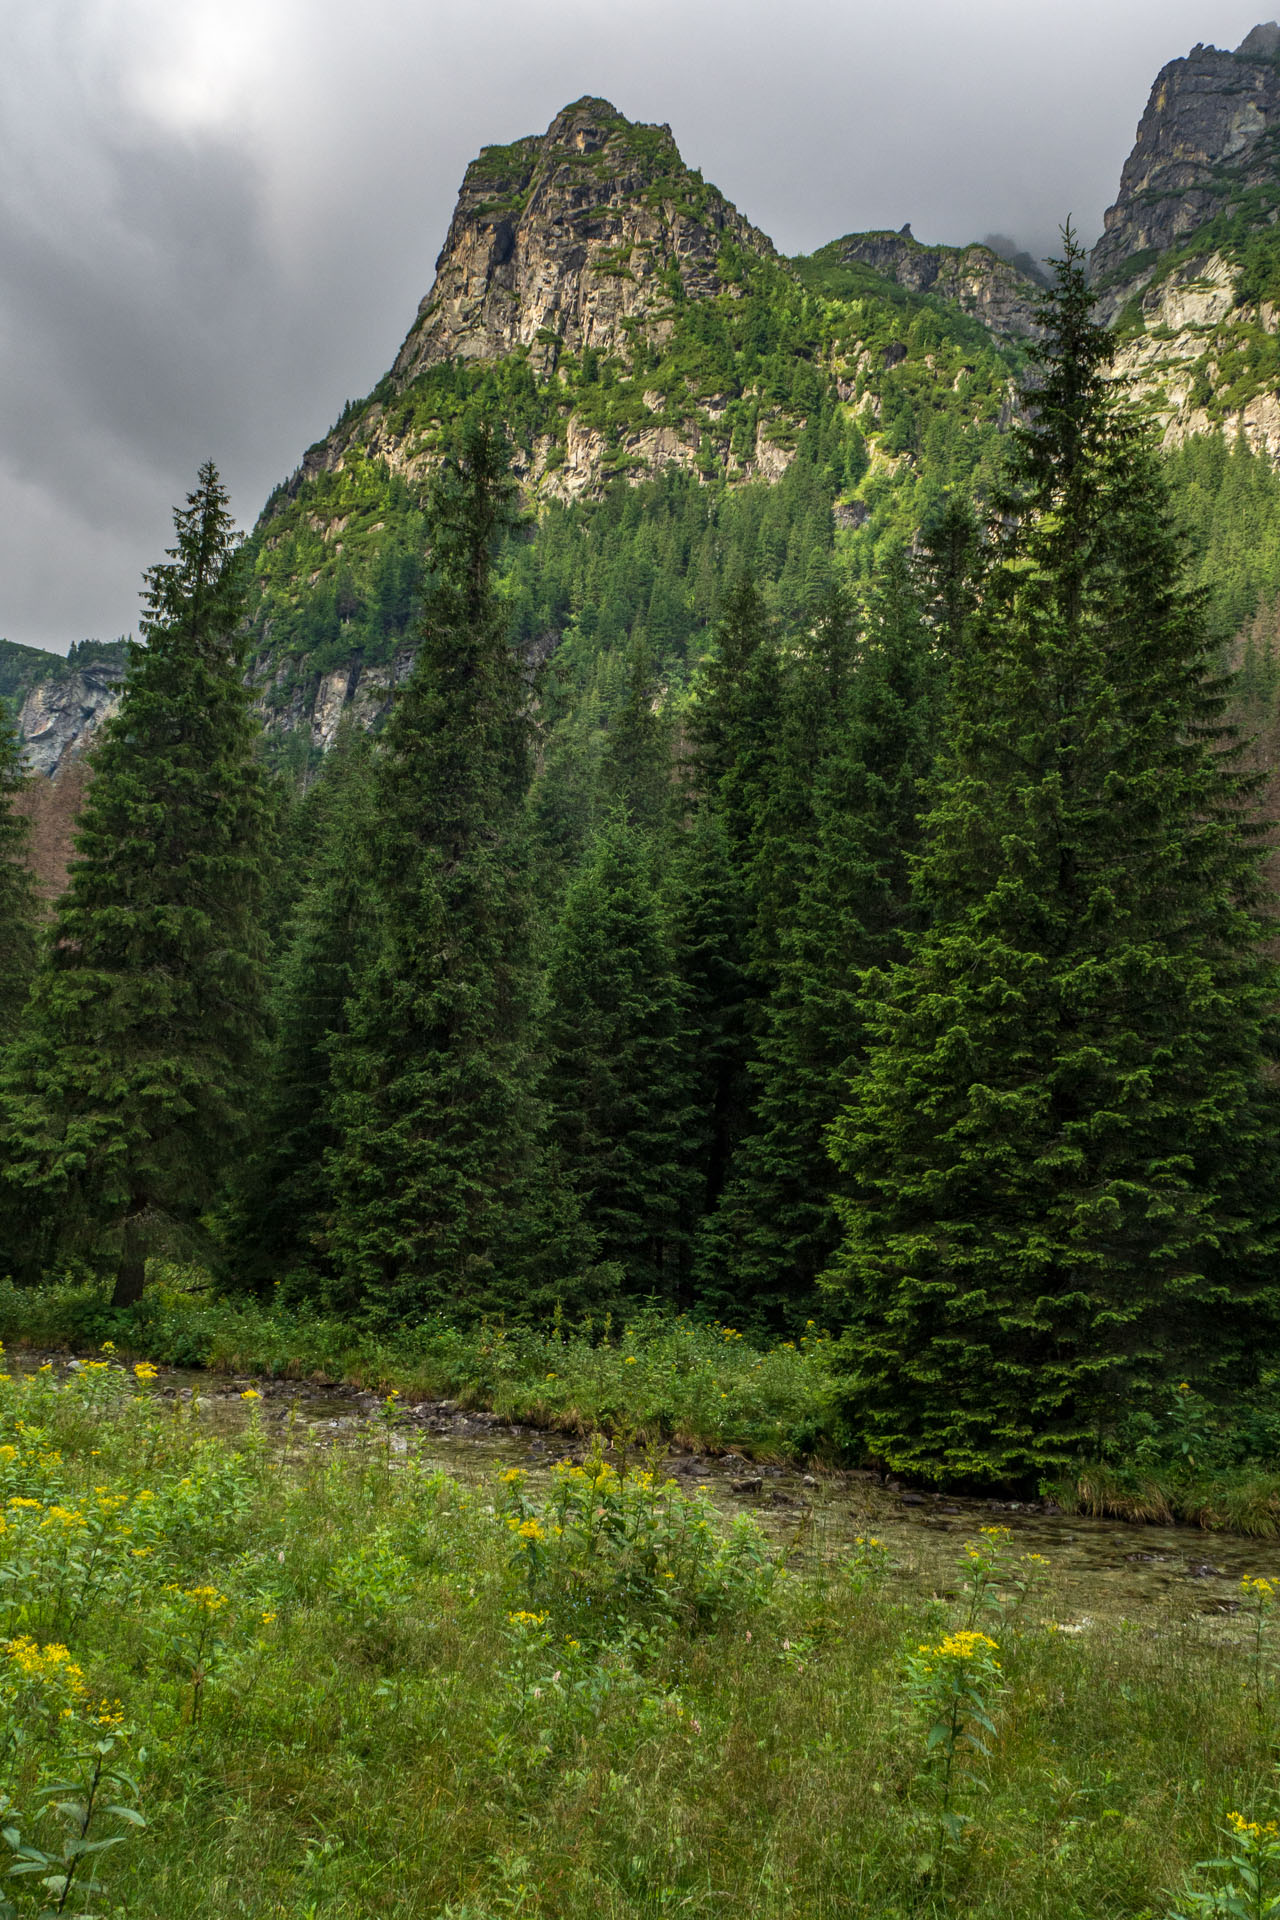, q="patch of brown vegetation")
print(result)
[13,757,90,904]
